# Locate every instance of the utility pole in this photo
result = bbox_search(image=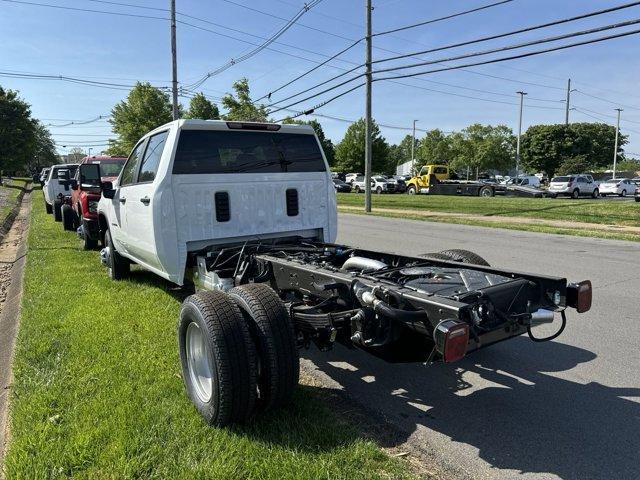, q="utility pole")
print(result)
[565,78,571,125]
[364,0,373,213]
[411,119,418,174]
[515,91,527,181]
[613,108,623,179]
[170,0,179,120]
